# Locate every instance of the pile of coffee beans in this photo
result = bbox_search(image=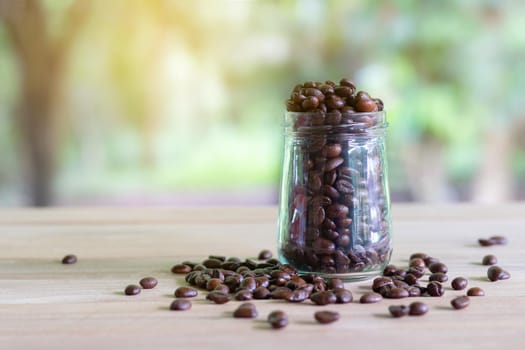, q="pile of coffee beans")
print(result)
[279,79,391,276]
